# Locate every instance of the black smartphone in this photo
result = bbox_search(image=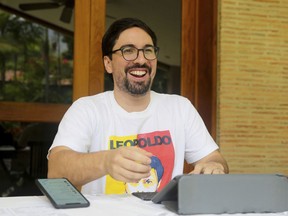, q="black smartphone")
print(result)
[35,178,90,209]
